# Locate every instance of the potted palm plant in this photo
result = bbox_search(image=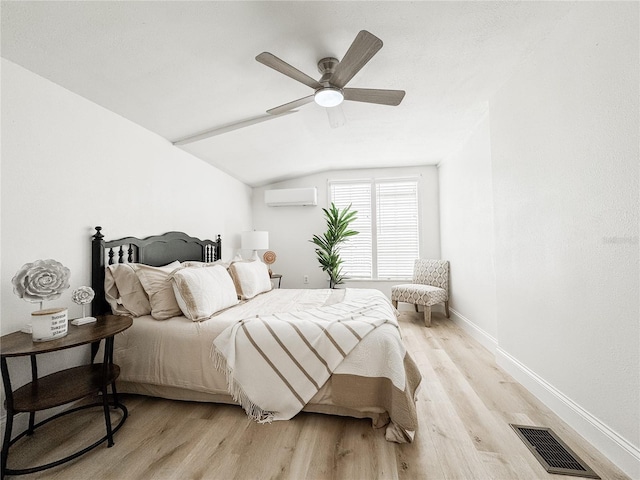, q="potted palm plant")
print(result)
[310,203,358,288]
